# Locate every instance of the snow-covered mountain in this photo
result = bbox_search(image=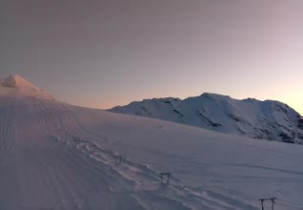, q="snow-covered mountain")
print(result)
[0,74,54,100]
[109,93,303,144]
[0,74,302,210]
